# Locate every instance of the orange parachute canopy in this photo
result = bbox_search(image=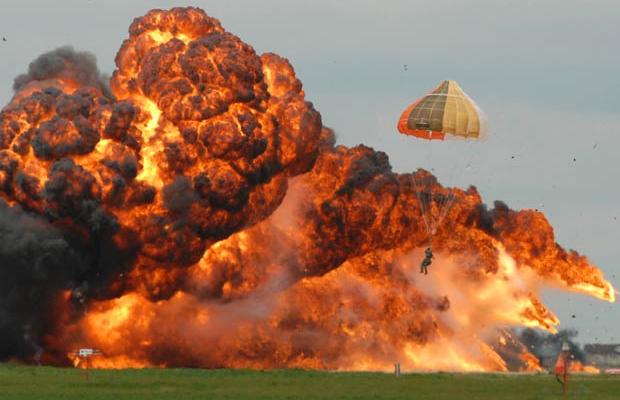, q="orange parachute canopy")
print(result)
[397,80,485,140]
